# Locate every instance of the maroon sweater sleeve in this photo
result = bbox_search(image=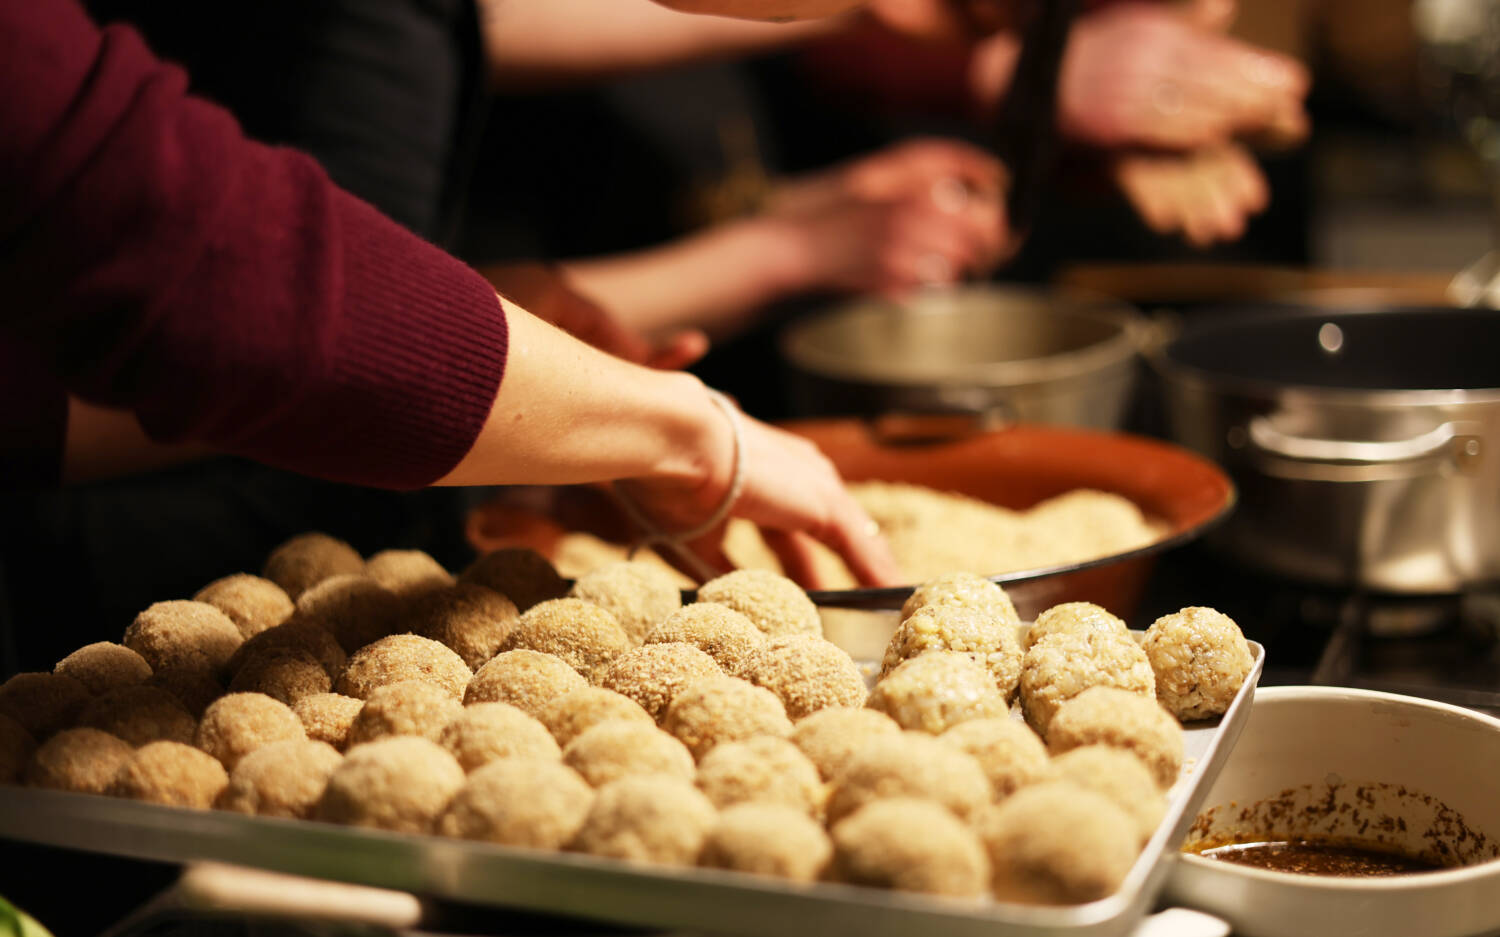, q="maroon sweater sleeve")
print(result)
[0,0,508,490]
